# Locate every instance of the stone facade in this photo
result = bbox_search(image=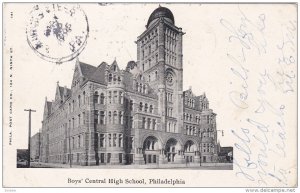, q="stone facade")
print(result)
[30,132,41,160]
[40,6,218,166]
